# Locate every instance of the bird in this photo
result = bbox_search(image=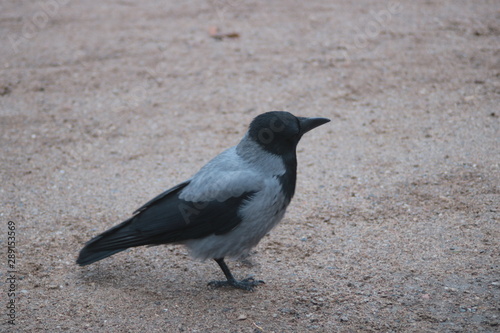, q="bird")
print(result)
[77,111,330,291]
